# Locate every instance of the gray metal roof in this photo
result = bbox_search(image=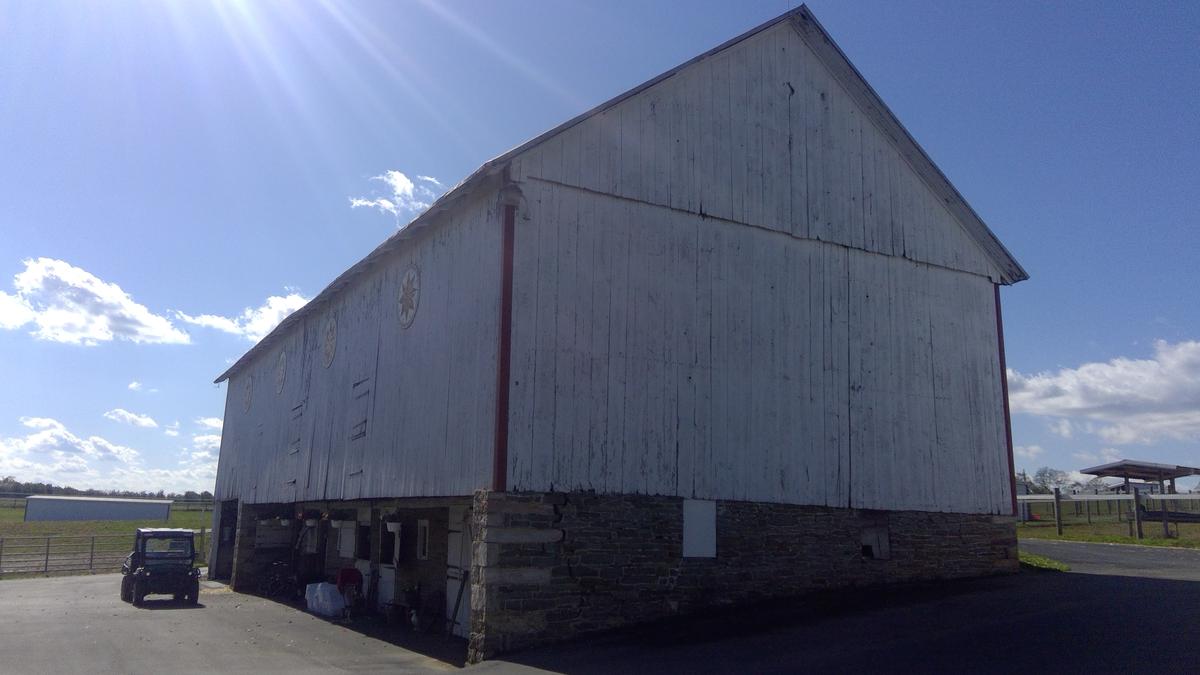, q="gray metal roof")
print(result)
[1080,460,1200,481]
[215,4,1027,384]
[26,495,173,505]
